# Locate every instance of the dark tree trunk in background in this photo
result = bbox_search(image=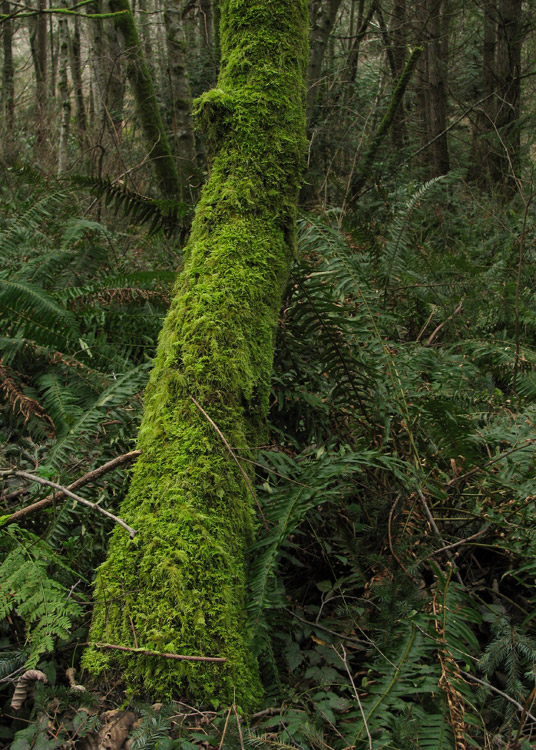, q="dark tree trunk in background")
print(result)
[469,0,522,195]
[307,0,343,126]
[493,0,522,189]
[29,0,48,145]
[412,0,450,177]
[427,0,450,175]
[69,14,88,150]
[390,0,407,148]
[109,0,180,196]
[57,2,71,174]
[2,0,14,135]
[346,0,374,84]
[164,0,197,199]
